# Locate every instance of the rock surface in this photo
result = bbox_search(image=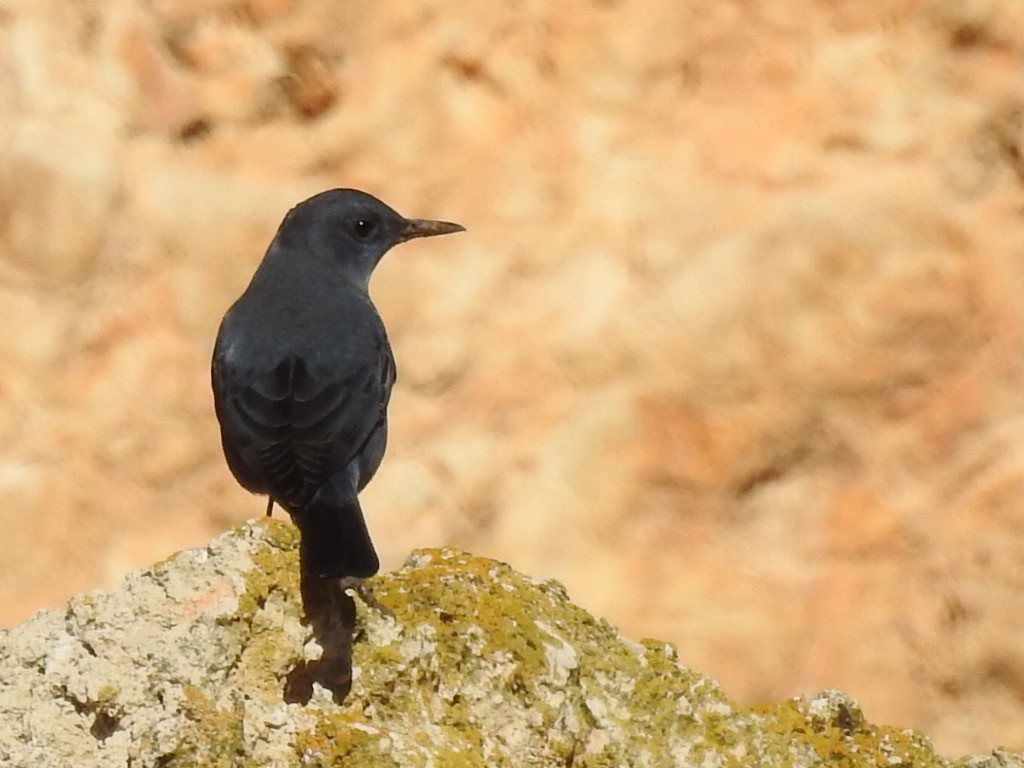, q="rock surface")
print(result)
[0,519,1019,768]
[4,0,1024,756]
